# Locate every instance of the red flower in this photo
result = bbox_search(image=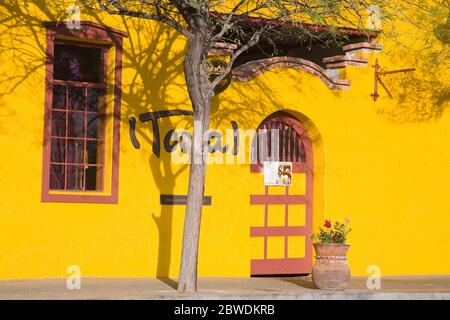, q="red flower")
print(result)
[324,220,332,229]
